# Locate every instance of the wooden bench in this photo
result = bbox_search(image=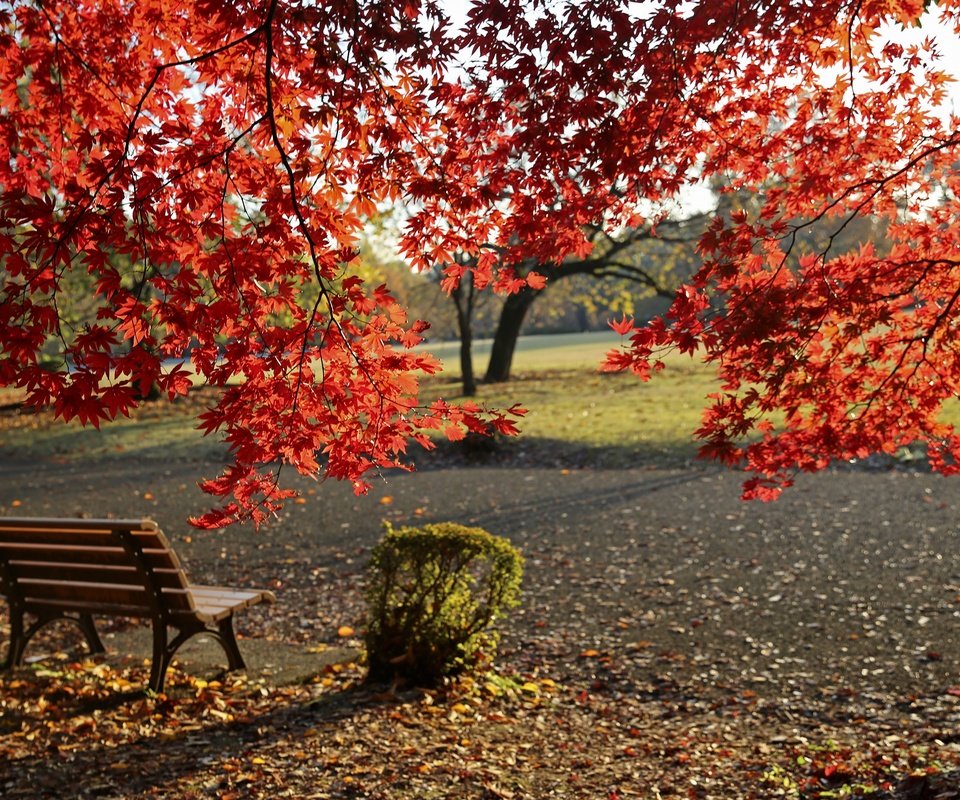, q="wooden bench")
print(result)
[0,517,275,693]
